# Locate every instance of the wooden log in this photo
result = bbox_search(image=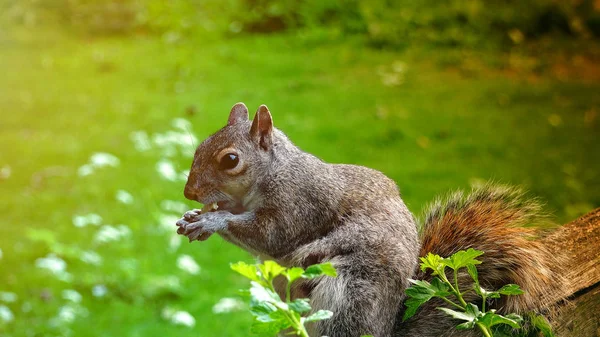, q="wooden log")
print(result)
[542,208,600,337]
